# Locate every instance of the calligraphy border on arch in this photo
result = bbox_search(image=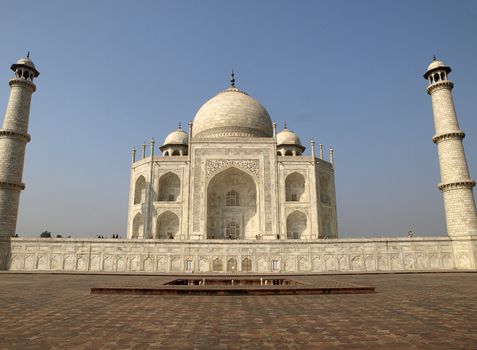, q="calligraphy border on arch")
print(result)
[206,159,260,180]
